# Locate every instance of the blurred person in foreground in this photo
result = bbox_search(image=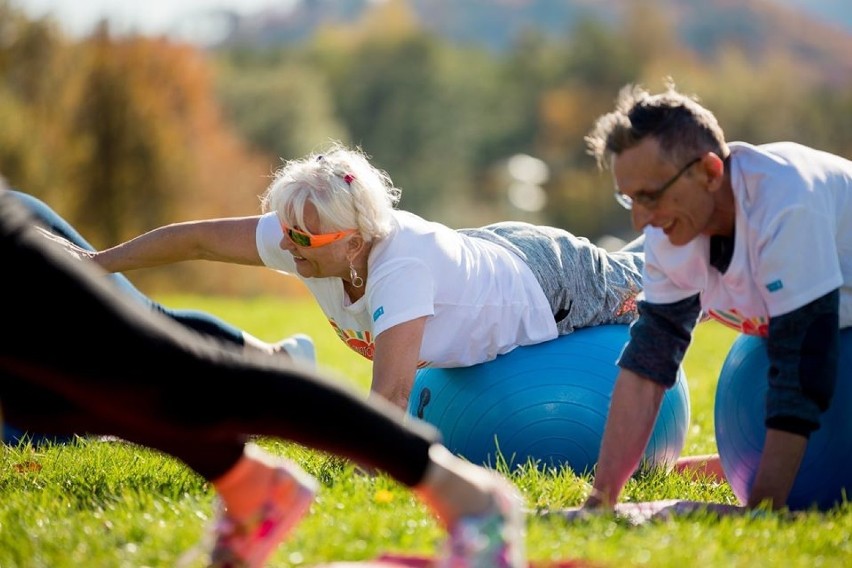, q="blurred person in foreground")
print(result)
[9,190,318,369]
[582,80,852,511]
[0,182,525,568]
[41,141,645,412]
